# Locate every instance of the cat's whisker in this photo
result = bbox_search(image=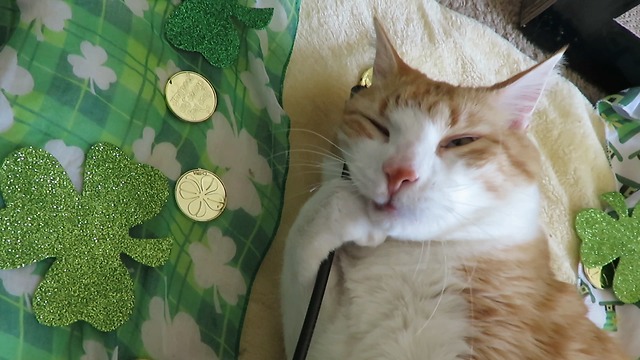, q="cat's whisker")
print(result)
[289,171,337,178]
[289,177,357,193]
[416,240,448,336]
[412,237,429,280]
[439,203,497,240]
[284,187,325,201]
[269,148,346,163]
[287,128,355,157]
[271,129,353,161]
[287,159,349,171]
[269,147,345,160]
[303,143,347,159]
[460,261,480,291]
[287,162,340,171]
[287,160,325,166]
